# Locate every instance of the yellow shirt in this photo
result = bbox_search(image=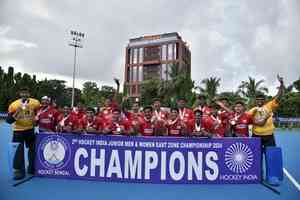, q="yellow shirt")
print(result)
[8,98,40,131]
[247,99,279,136]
